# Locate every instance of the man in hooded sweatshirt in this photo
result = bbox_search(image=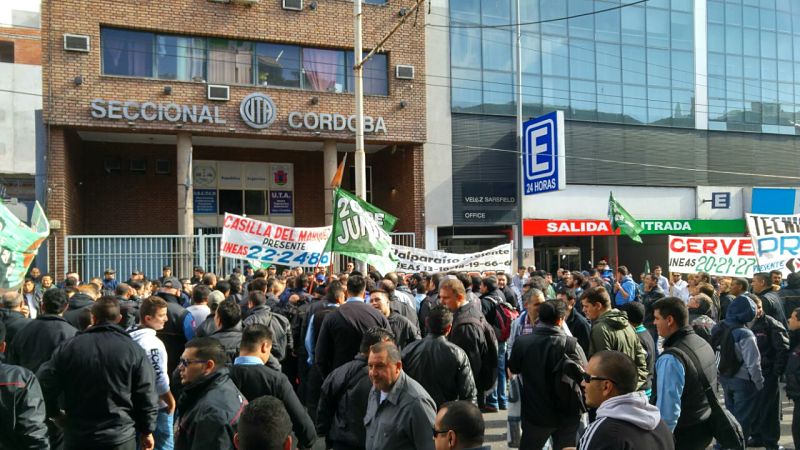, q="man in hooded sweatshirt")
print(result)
[710,294,764,442]
[576,350,673,450]
[580,286,649,389]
